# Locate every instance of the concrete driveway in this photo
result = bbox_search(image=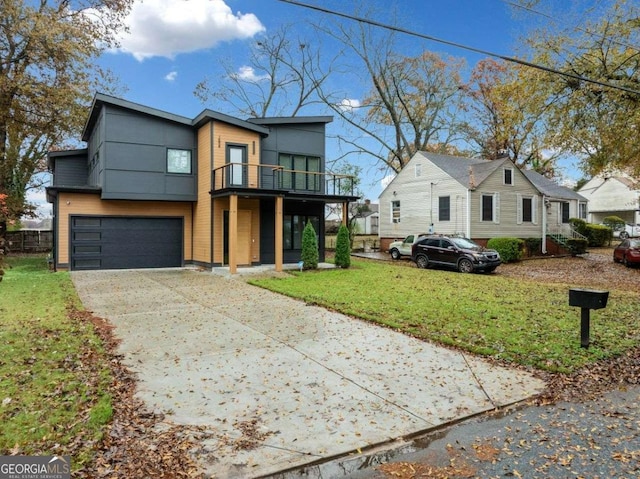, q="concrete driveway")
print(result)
[71,268,545,478]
